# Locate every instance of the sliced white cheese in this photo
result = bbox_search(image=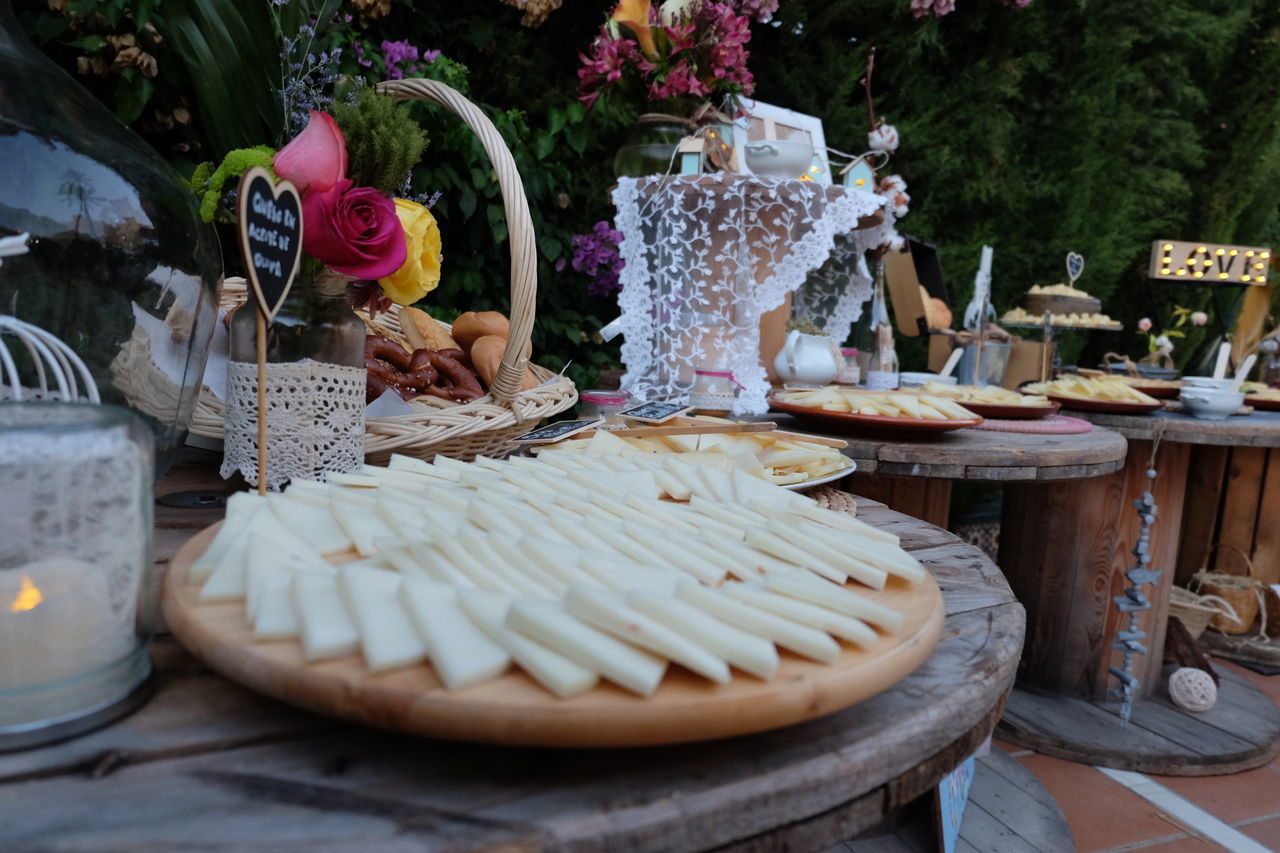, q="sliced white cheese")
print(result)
[584,429,634,457]
[628,590,778,679]
[292,573,360,661]
[192,493,265,581]
[337,566,426,673]
[578,554,682,595]
[721,583,877,648]
[432,536,517,593]
[505,600,667,696]
[800,523,924,584]
[332,502,402,557]
[457,589,598,697]
[456,528,550,597]
[408,543,475,587]
[762,518,887,590]
[522,537,605,590]
[564,586,729,683]
[398,579,510,689]
[744,529,847,584]
[616,521,724,586]
[327,472,382,489]
[488,536,568,597]
[765,571,903,633]
[677,580,839,663]
[253,573,301,641]
[267,494,351,554]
